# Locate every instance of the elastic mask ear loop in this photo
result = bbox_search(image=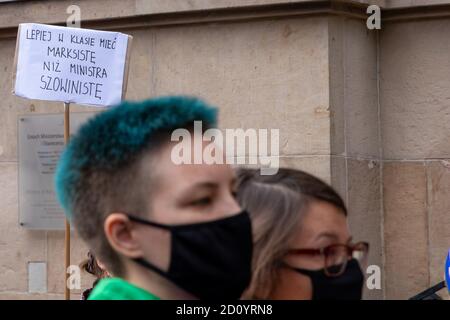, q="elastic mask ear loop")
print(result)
[133,257,170,279]
[126,215,172,230]
[126,214,173,278]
